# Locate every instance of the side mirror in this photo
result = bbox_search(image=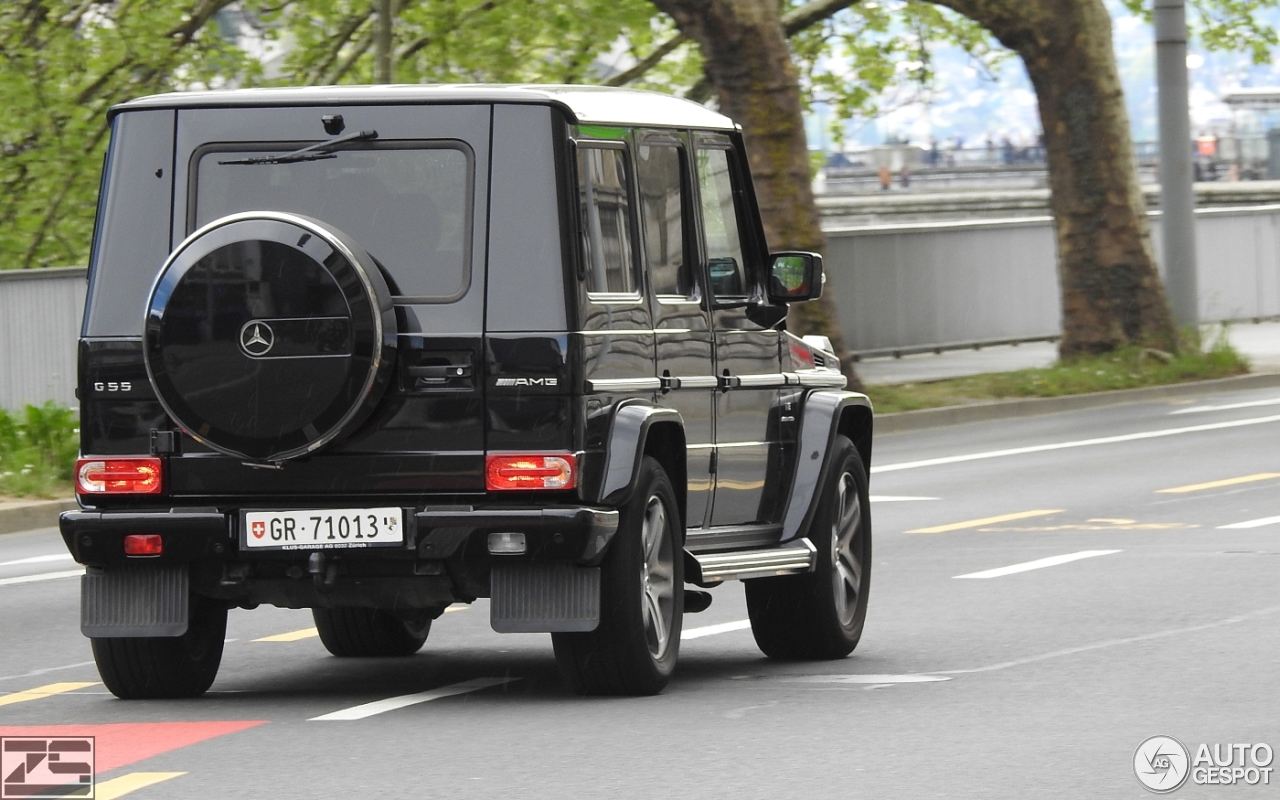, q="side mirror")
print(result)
[766,252,824,303]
